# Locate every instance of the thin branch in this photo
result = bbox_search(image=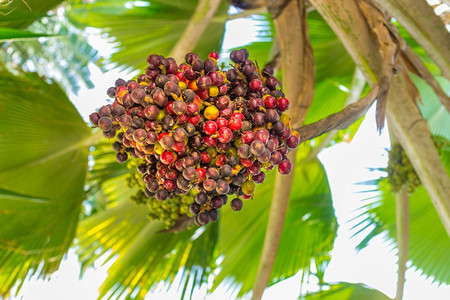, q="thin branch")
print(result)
[169,0,222,63]
[395,184,410,300]
[251,0,314,299]
[297,85,379,142]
